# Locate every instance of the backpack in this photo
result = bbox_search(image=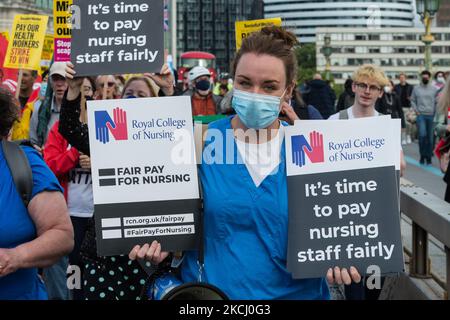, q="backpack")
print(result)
[1,139,33,207]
